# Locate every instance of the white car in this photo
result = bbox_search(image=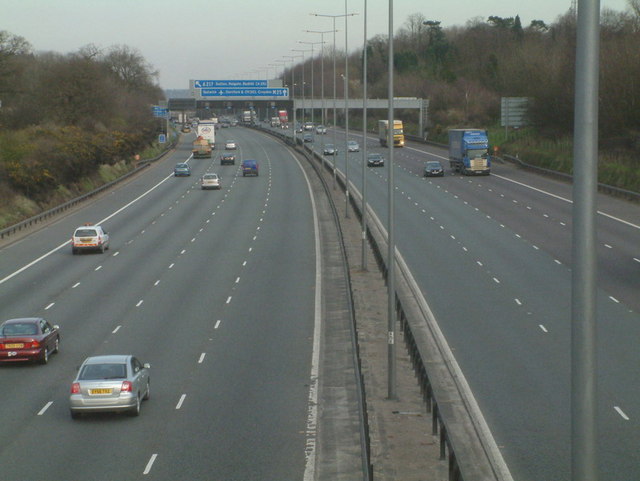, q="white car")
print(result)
[348,140,360,152]
[201,173,221,190]
[71,224,110,254]
[225,140,237,150]
[315,125,327,134]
